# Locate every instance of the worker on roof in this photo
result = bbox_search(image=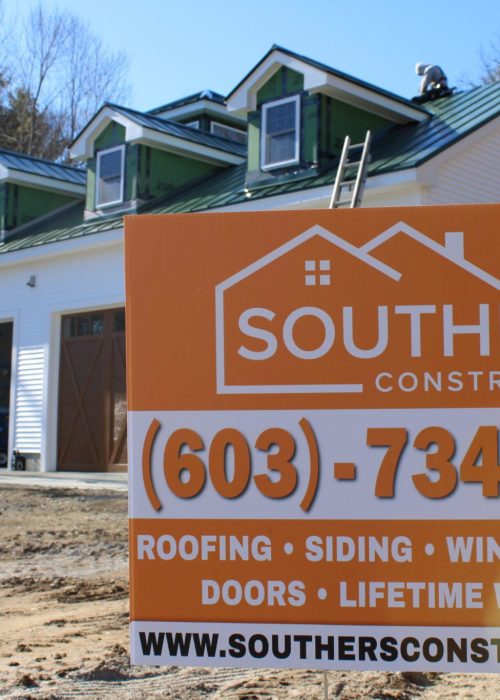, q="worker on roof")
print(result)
[416,63,448,95]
